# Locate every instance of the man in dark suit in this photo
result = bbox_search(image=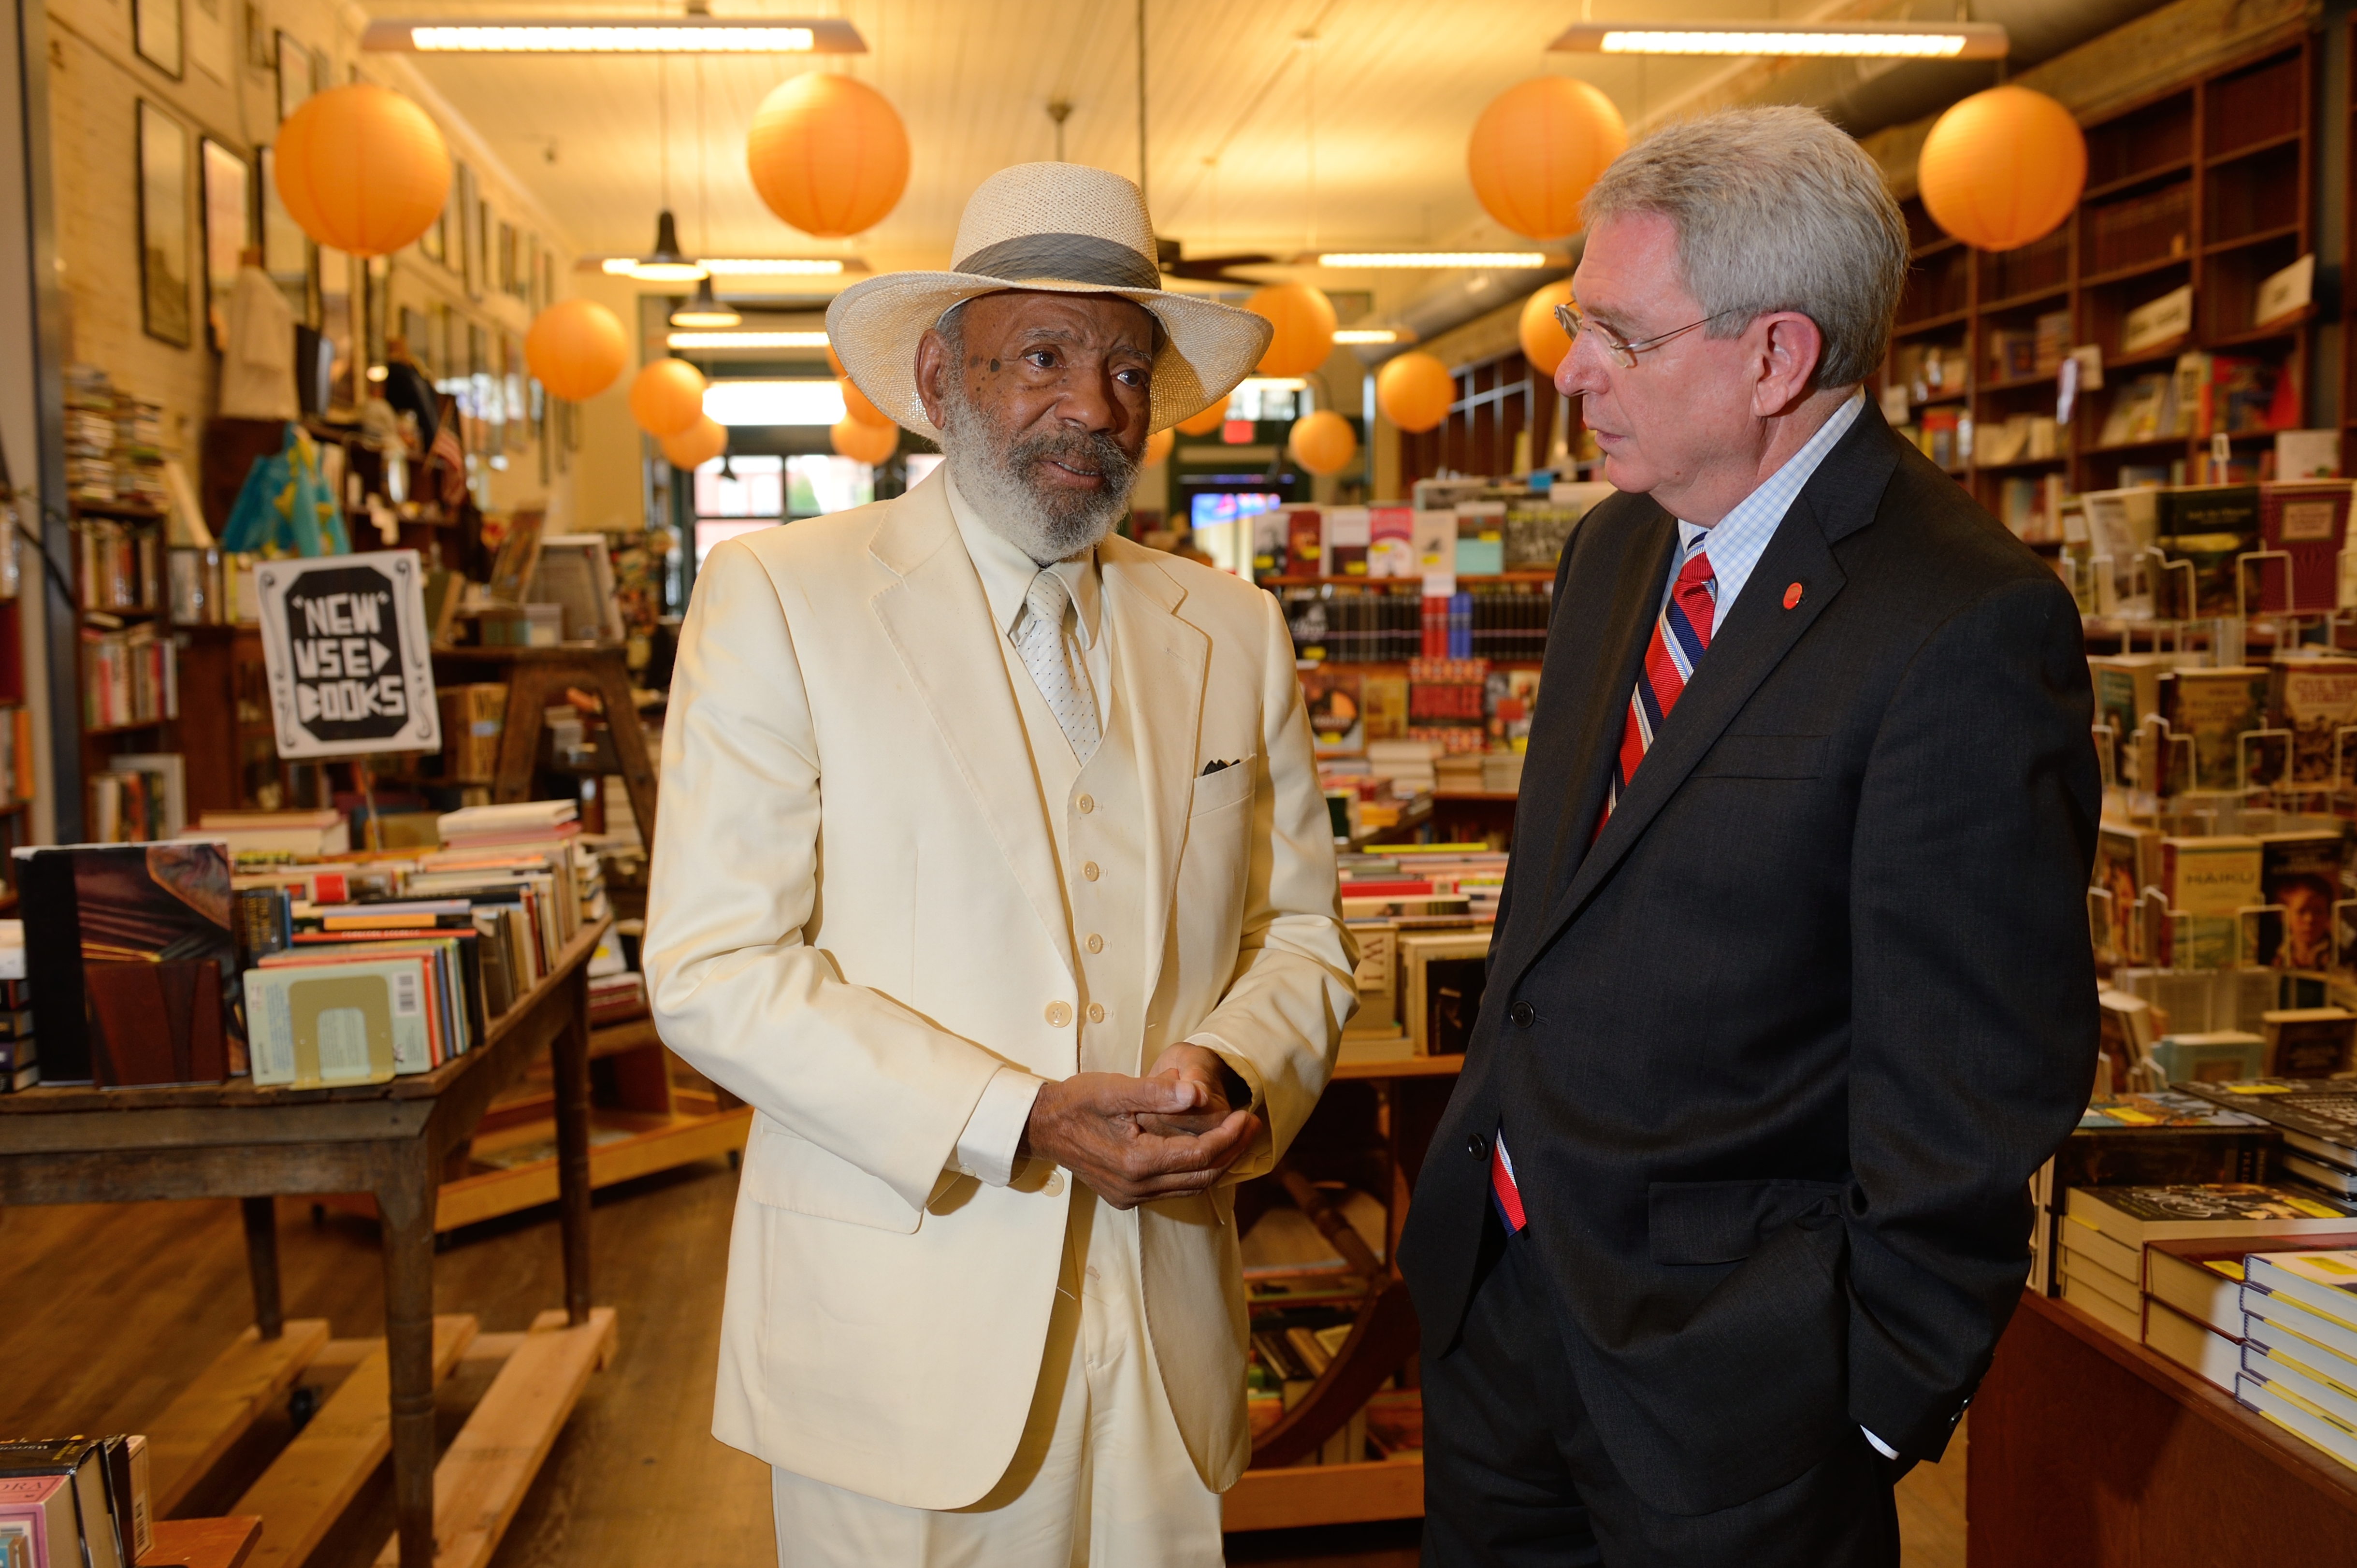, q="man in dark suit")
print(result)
[1399,106,2098,1567]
